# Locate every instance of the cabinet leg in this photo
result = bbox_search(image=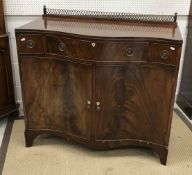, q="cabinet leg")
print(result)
[25,130,38,147]
[9,110,19,118]
[154,146,168,165]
